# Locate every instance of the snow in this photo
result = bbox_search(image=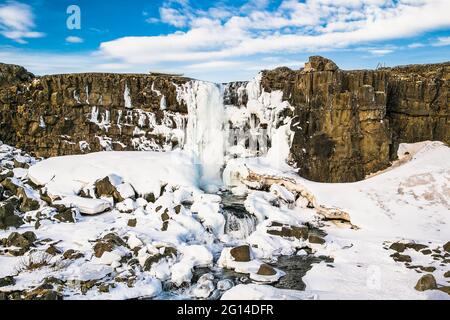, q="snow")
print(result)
[221,284,316,300]
[54,196,112,215]
[28,151,200,198]
[124,83,132,109]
